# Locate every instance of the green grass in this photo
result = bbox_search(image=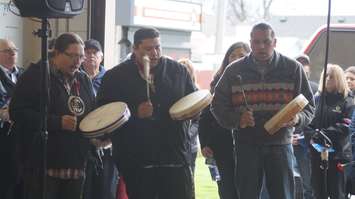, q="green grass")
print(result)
[194,151,219,199]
